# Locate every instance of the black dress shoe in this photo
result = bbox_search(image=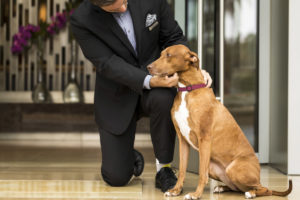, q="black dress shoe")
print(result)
[133,149,144,177]
[155,167,177,192]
